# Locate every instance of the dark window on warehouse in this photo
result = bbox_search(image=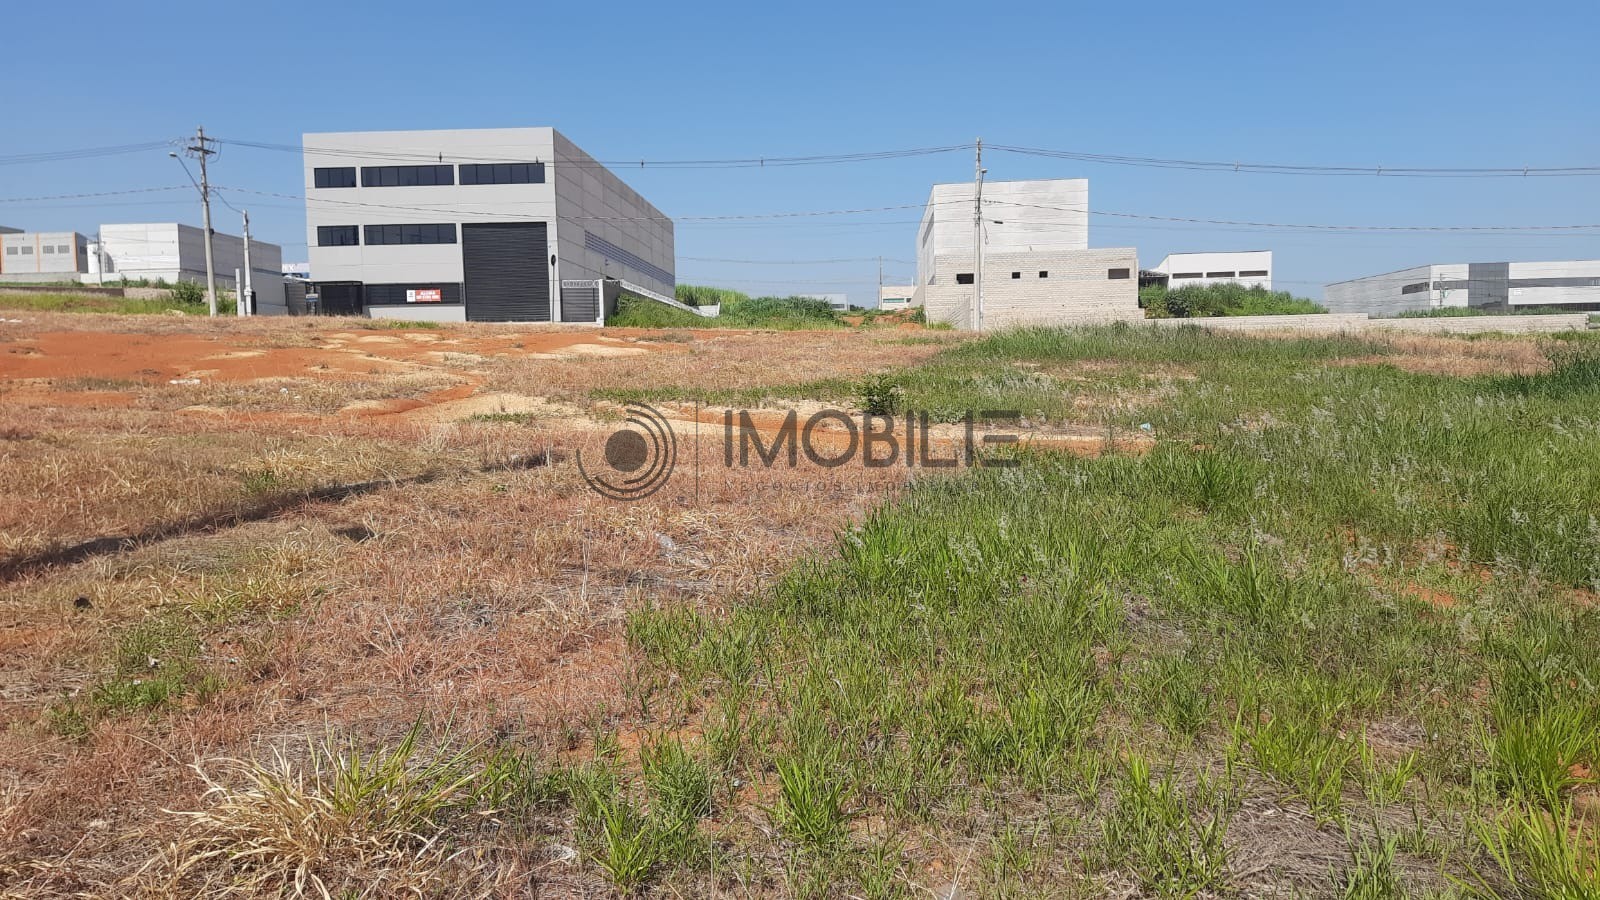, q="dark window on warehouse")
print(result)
[316,225,360,247]
[1173,272,1202,279]
[42,245,55,255]
[1206,271,1236,278]
[360,165,455,187]
[314,167,357,188]
[364,223,457,245]
[20,246,32,255]
[1400,281,1431,295]
[459,162,546,185]
[1108,268,1131,279]
[1239,270,1269,277]
[1038,271,1049,278]
[955,272,974,285]
[3,247,15,255]
[1011,271,1021,279]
